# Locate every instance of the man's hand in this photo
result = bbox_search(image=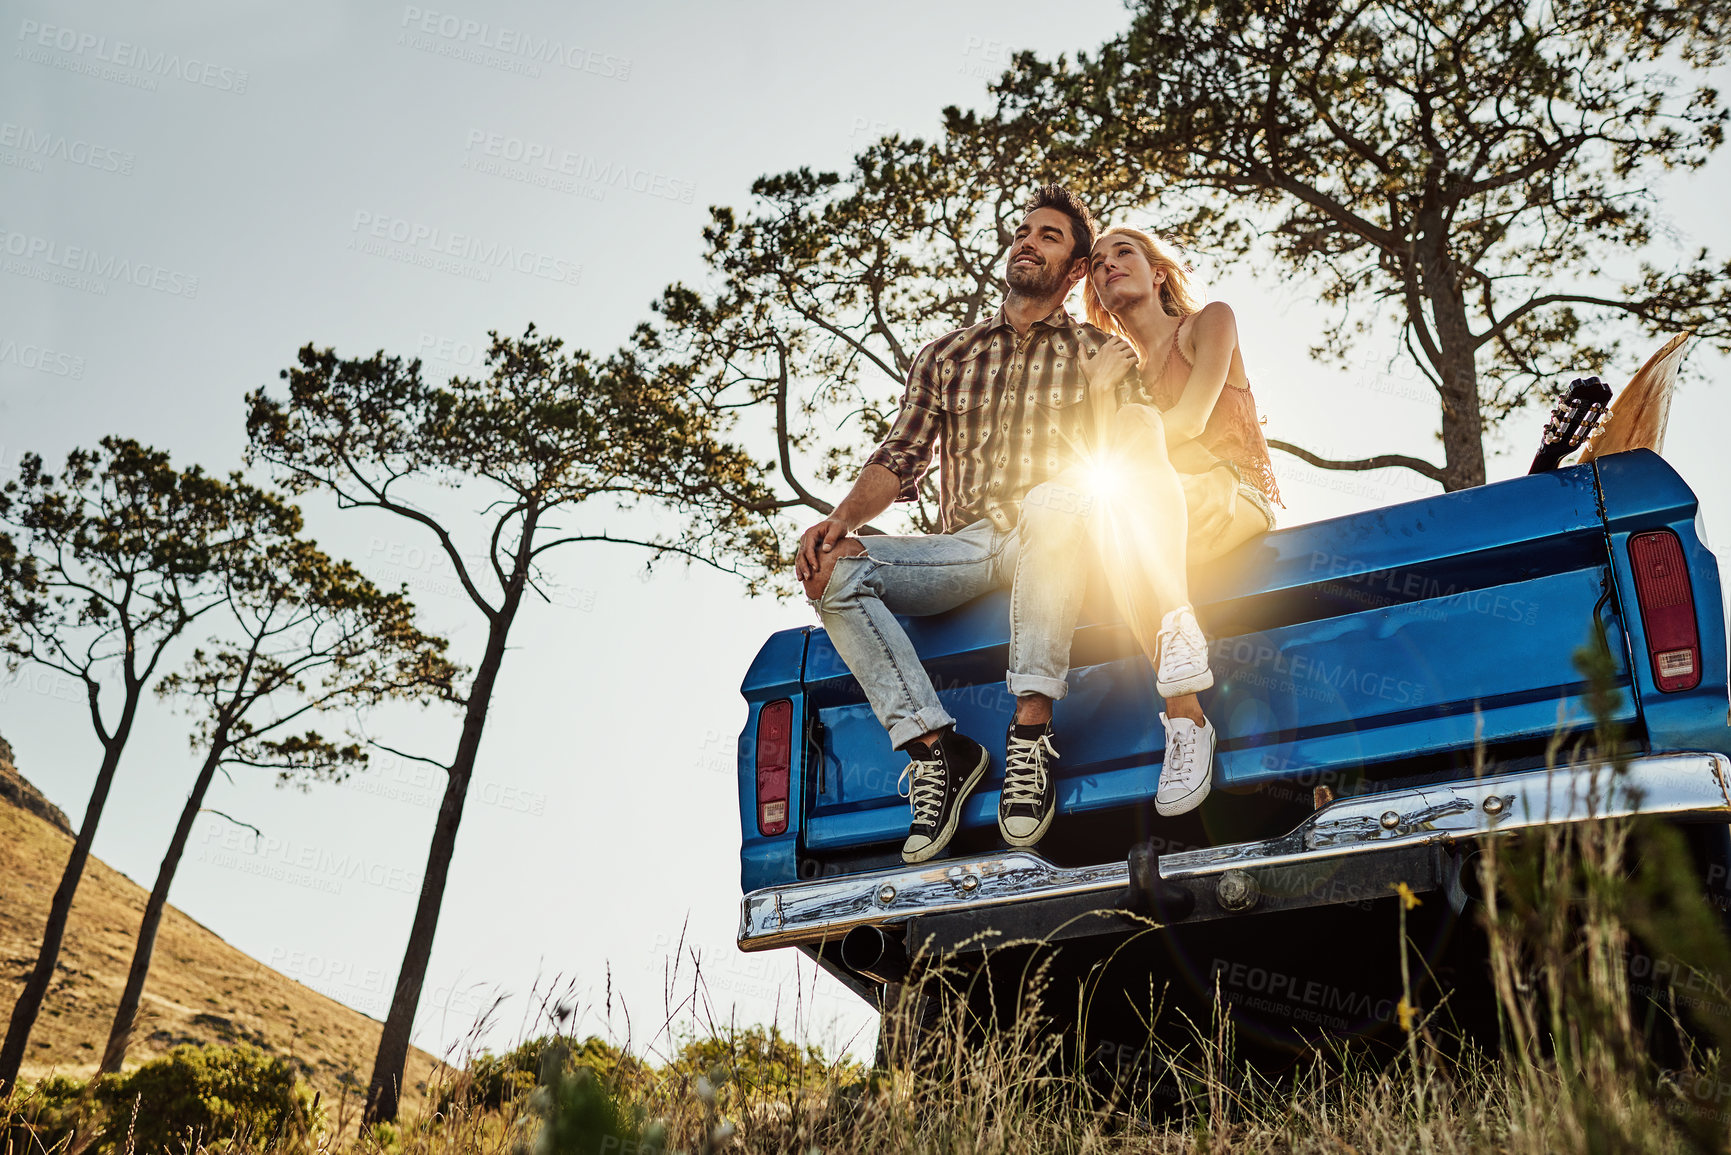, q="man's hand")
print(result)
[792,466,899,592]
[1183,466,1239,546]
[795,516,855,582]
[1081,337,1138,396]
